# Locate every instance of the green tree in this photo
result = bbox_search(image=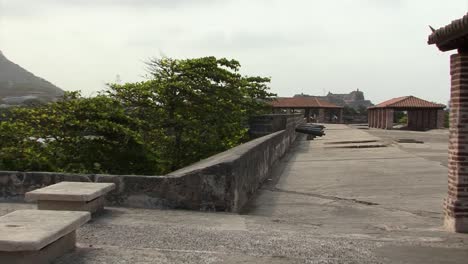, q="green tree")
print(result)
[395,111,407,124]
[343,106,357,116]
[356,105,367,115]
[398,115,408,125]
[108,56,274,172]
[0,92,157,174]
[0,57,274,175]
